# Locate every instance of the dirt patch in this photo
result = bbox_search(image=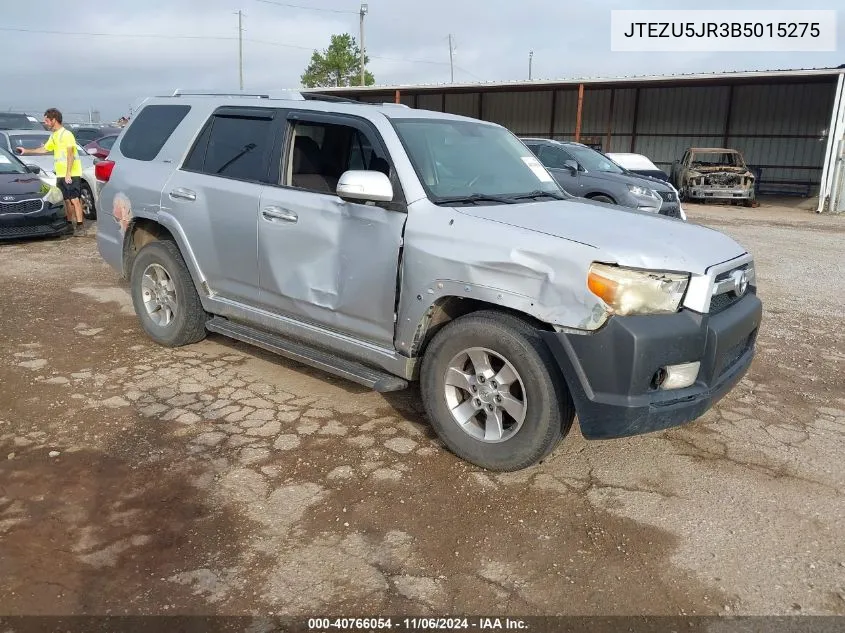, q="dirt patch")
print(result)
[1,212,843,616]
